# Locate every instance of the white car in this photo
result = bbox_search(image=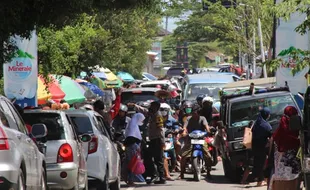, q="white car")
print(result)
[23,110,90,190]
[66,110,121,190]
[0,96,48,189]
